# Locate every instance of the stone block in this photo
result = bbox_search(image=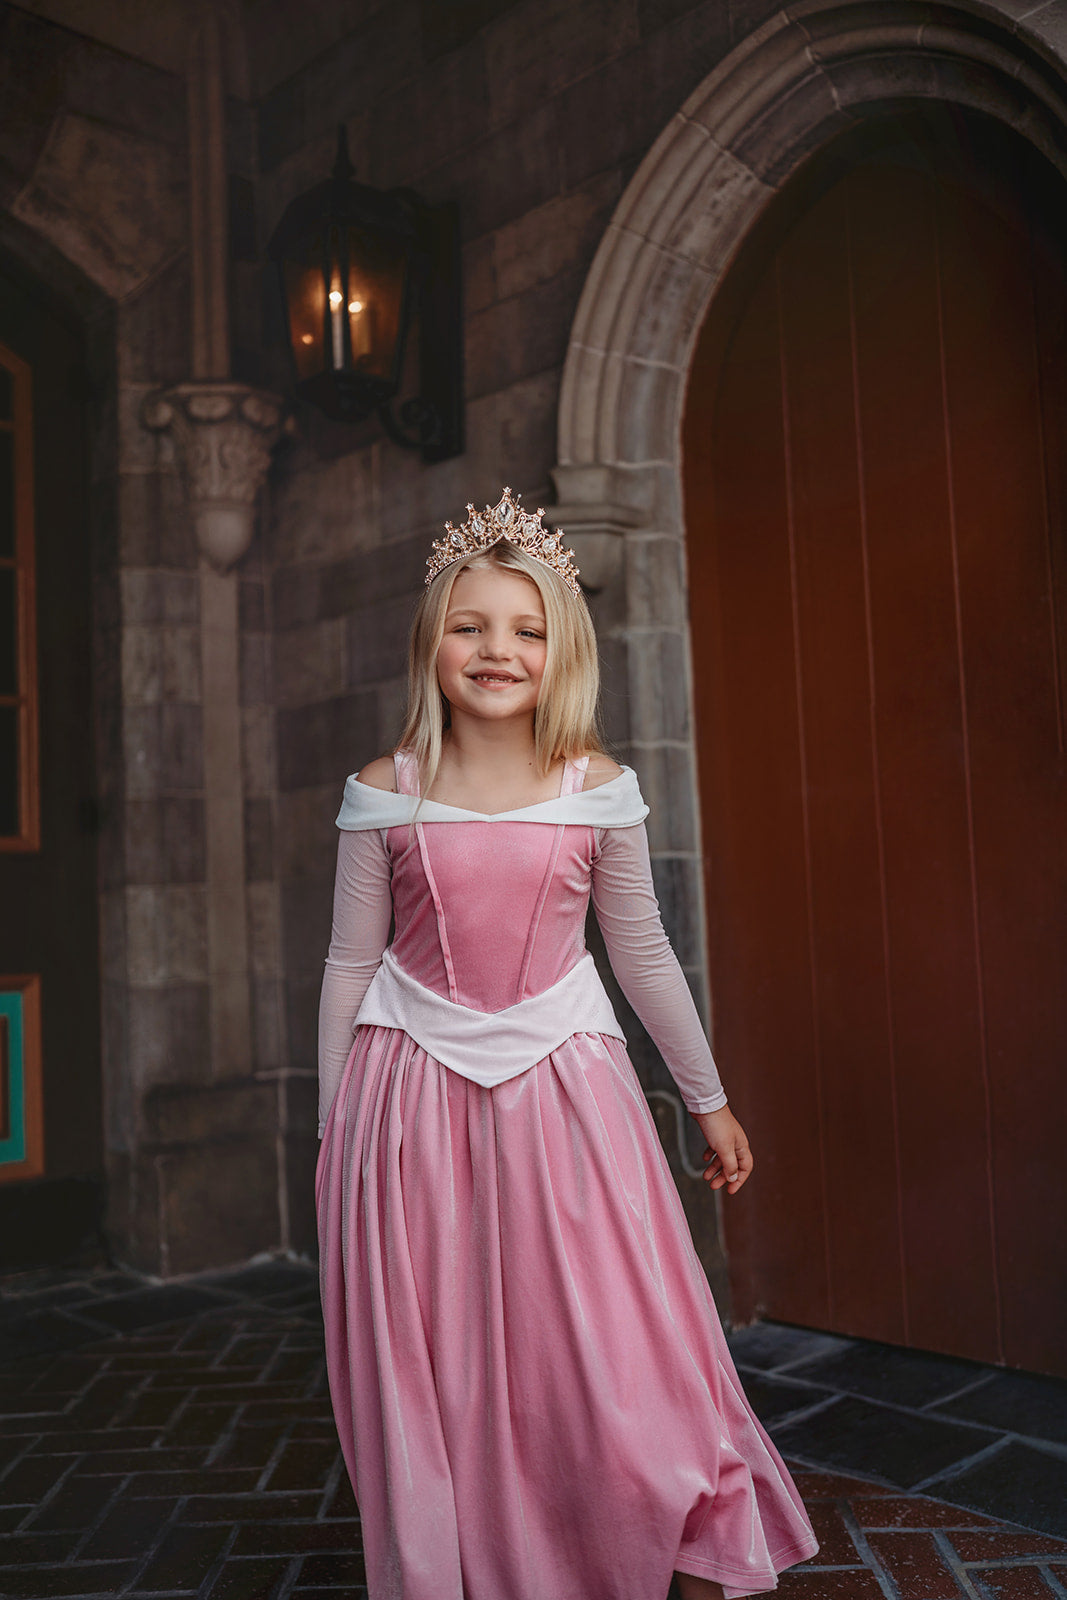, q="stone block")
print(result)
[117,570,197,631]
[273,618,345,707]
[727,0,785,46]
[626,532,688,630]
[650,854,705,969]
[239,632,272,707]
[267,448,377,566]
[100,979,132,1152]
[118,469,194,569]
[259,10,418,174]
[634,744,699,854]
[626,626,691,743]
[121,625,163,705]
[105,1146,161,1274]
[241,706,276,796]
[345,598,410,688]
[125,885,208,986]
[484,0,639,129]
[464,233,496,316]
[465,267,582,400]
[127,983,212,1094]
[244,796,274,882]
[376,677,408,753]
[62,30,185,144]
[615,358,684,463]
[97,796,126,893]
[559,49,644,191]
[122,703,162,799]
[281,878,333,984]
[422,101,561,242]
[157,1137,280,1276]
[269,563,324,632]
[276,692,379,791]
[282,1072,320,1140]
[492,170,622,303]
[125,797,206,885]
[251,977,286,1072]
[146,1077,277,1148]
[161,627,201,702]
[238,577,266,632]
[276,787,343,883]
[12,112,185,299]
[159,703,205,792]
[637,0,735,145]
[728,64,842,188]
[627,251,714,370]
[285,976,321,1074]
[369,37,491,190]
[247,882,283,980]
[283,1130,320,1259]
[11,109,183,302]
[117,254,191,387]
[98,889,127,985]
[1025,3,1067,56]
[597,634,632,749]
[638,0,712,34]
